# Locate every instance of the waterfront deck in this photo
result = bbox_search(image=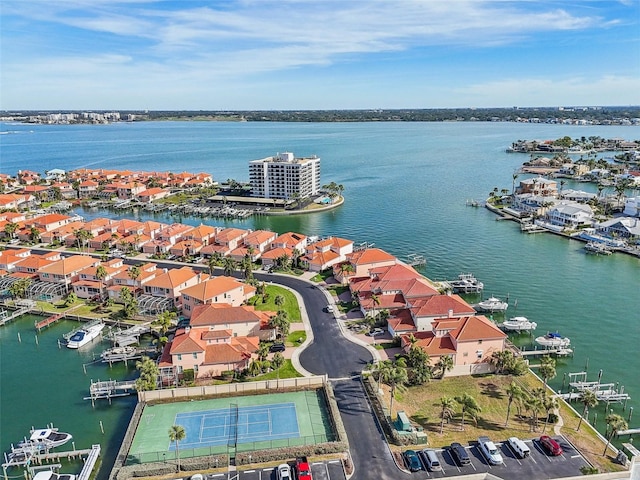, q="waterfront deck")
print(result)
[35,313,64,331]
[104,323,151,346]
[85,379,137,403]
[0,305,32,326]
